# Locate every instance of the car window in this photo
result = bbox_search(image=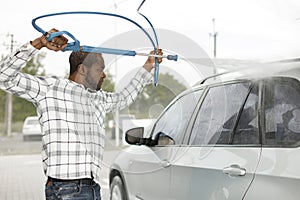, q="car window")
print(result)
[26,119,39,125]
[151,90,202,145]
[264,78,300,146]
[232,84,259,144]
[189,82,251,145]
